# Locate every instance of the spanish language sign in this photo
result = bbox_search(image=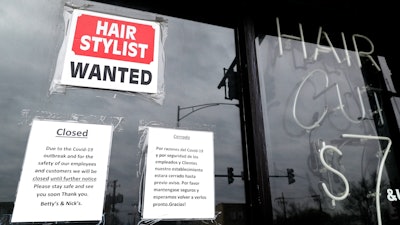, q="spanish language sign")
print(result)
[11,120,113,223]
[142,127,215,220]
[59,9,160,93]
